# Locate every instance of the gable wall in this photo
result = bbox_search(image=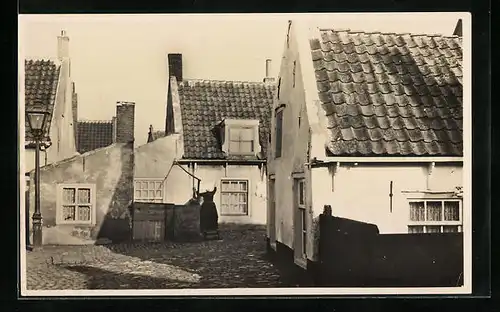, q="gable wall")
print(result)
[268,21,314,249]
